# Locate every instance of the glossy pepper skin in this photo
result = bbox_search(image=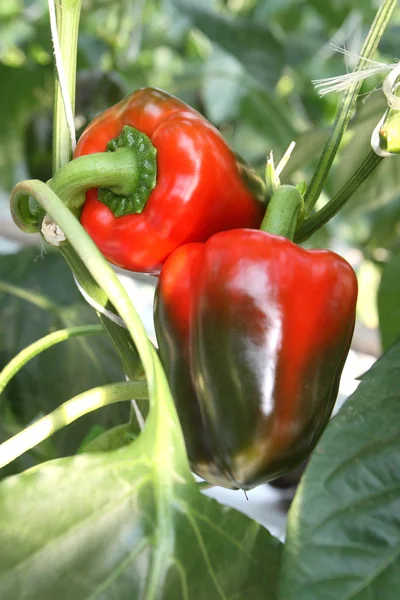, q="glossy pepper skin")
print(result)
[154,229,358,489]
[74,88,266,274]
